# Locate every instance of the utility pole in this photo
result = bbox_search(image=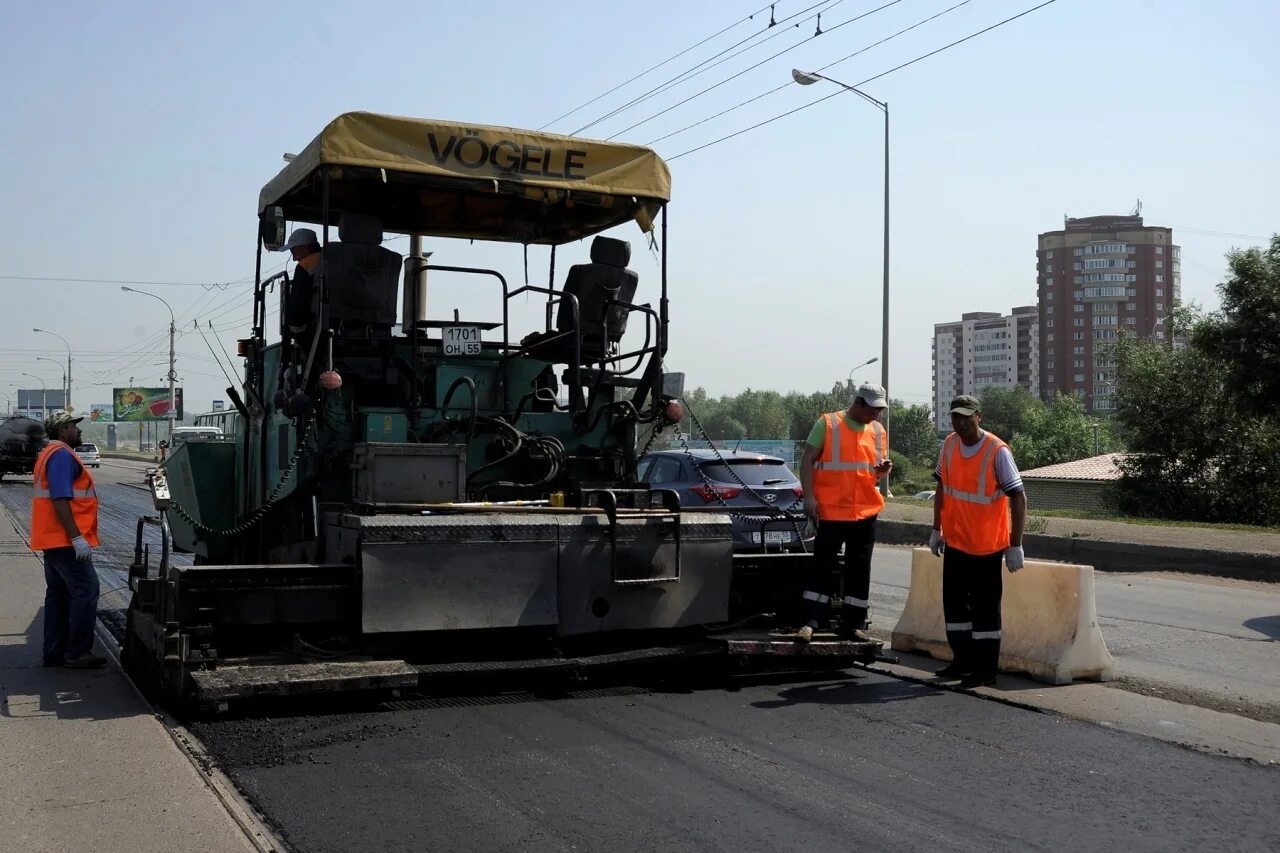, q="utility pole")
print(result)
[22,373,46,420]
[33,328,72,412]
[792,69,891,494]
[121,287,177,442]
